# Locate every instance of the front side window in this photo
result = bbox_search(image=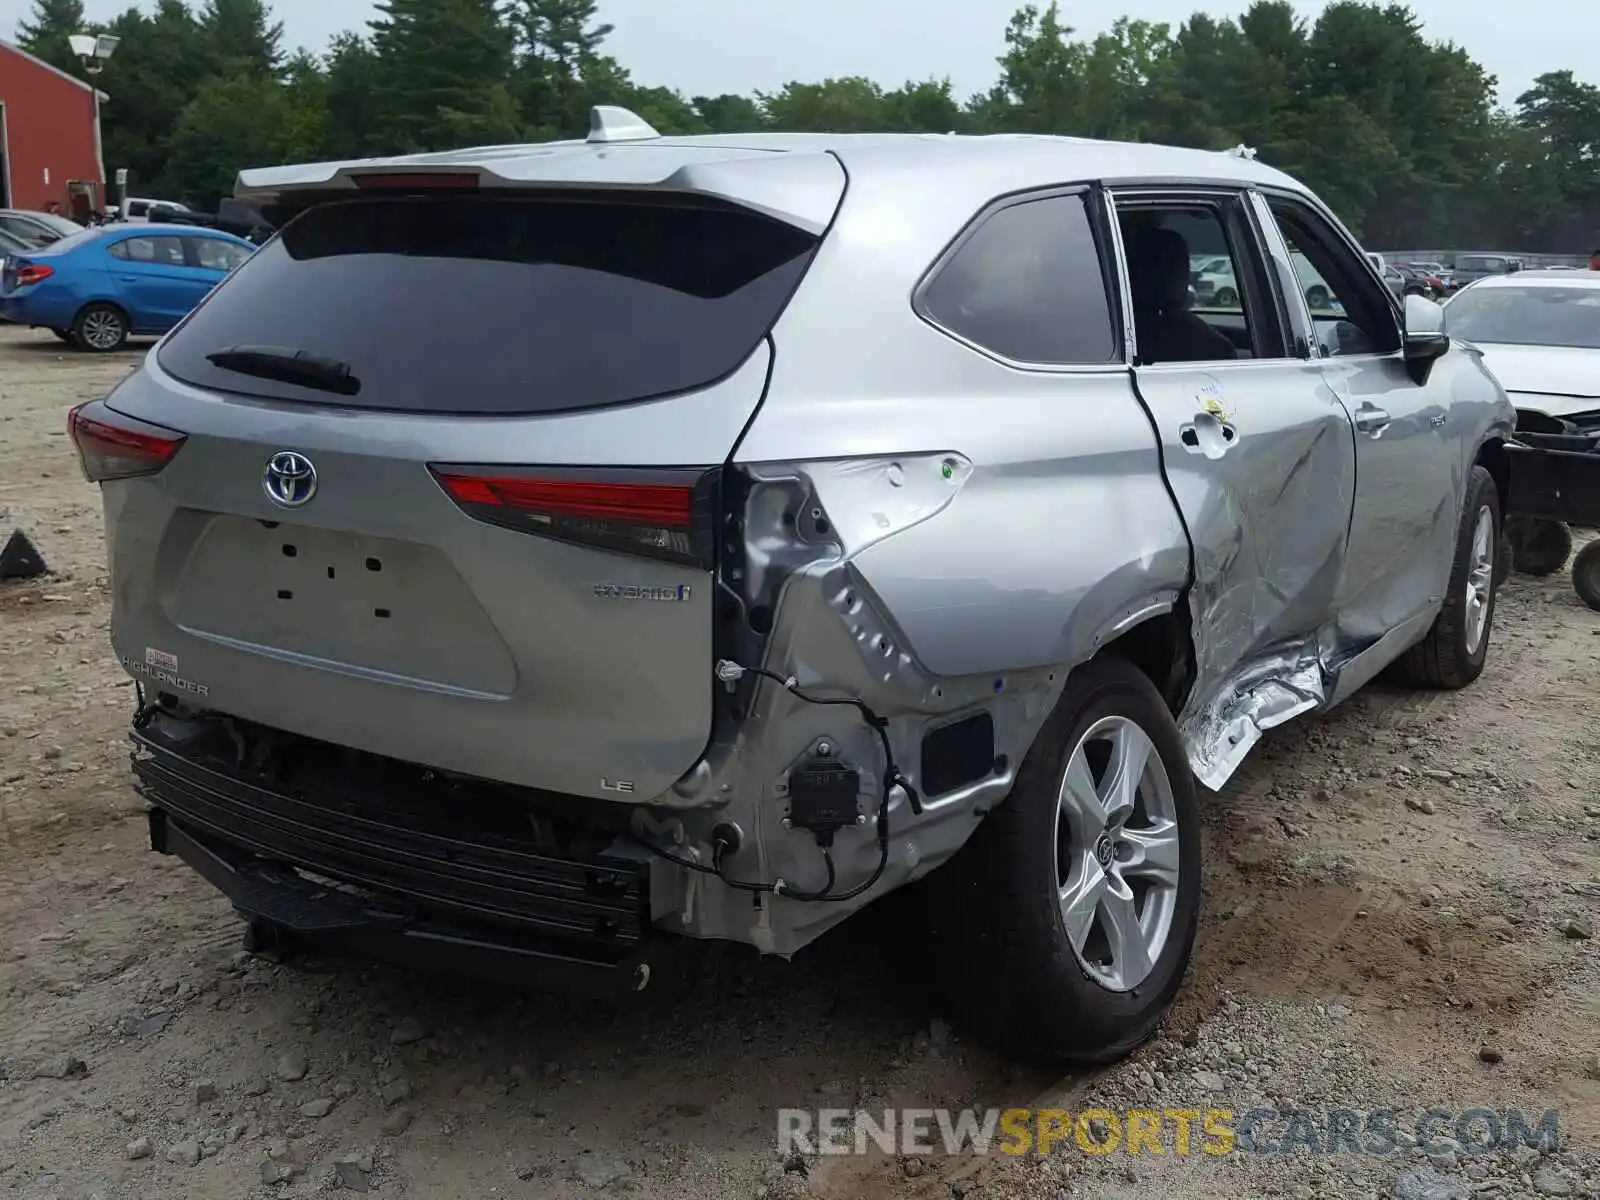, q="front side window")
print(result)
[918,191,1118,366]
[111,236,186,266]
[1445,286,1600,350]
[1269,200,1400,358]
